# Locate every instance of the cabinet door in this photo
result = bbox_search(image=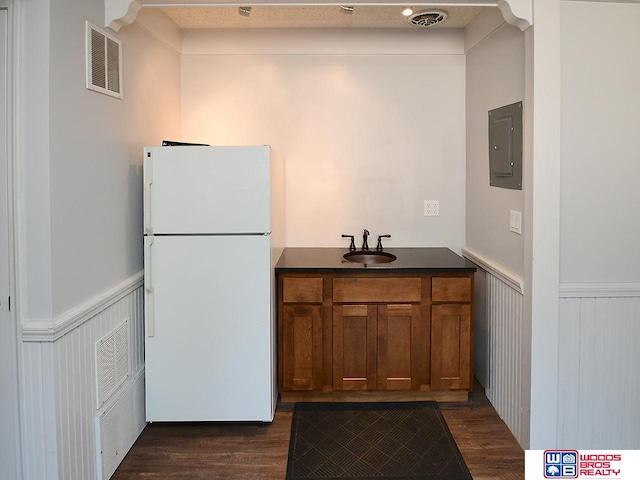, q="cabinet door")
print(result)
[333,305,377,391]
[281,305,323,391]
[431,304,472,390]
[377,304,421,391]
